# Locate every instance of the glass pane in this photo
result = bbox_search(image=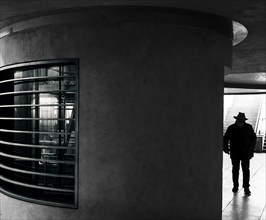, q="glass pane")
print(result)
[0,62,78,207]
